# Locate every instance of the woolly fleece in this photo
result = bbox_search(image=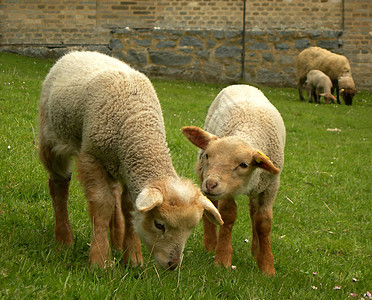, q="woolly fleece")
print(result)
[40,51,176,197]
